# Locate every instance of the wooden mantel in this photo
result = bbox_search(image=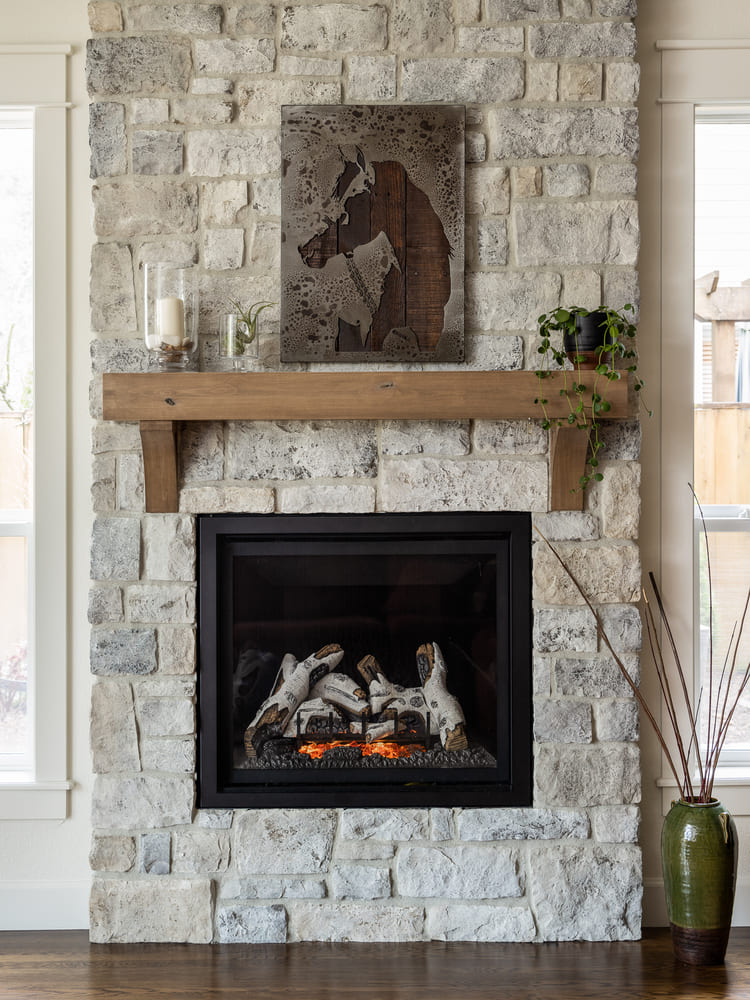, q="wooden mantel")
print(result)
[102,371,632,513]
